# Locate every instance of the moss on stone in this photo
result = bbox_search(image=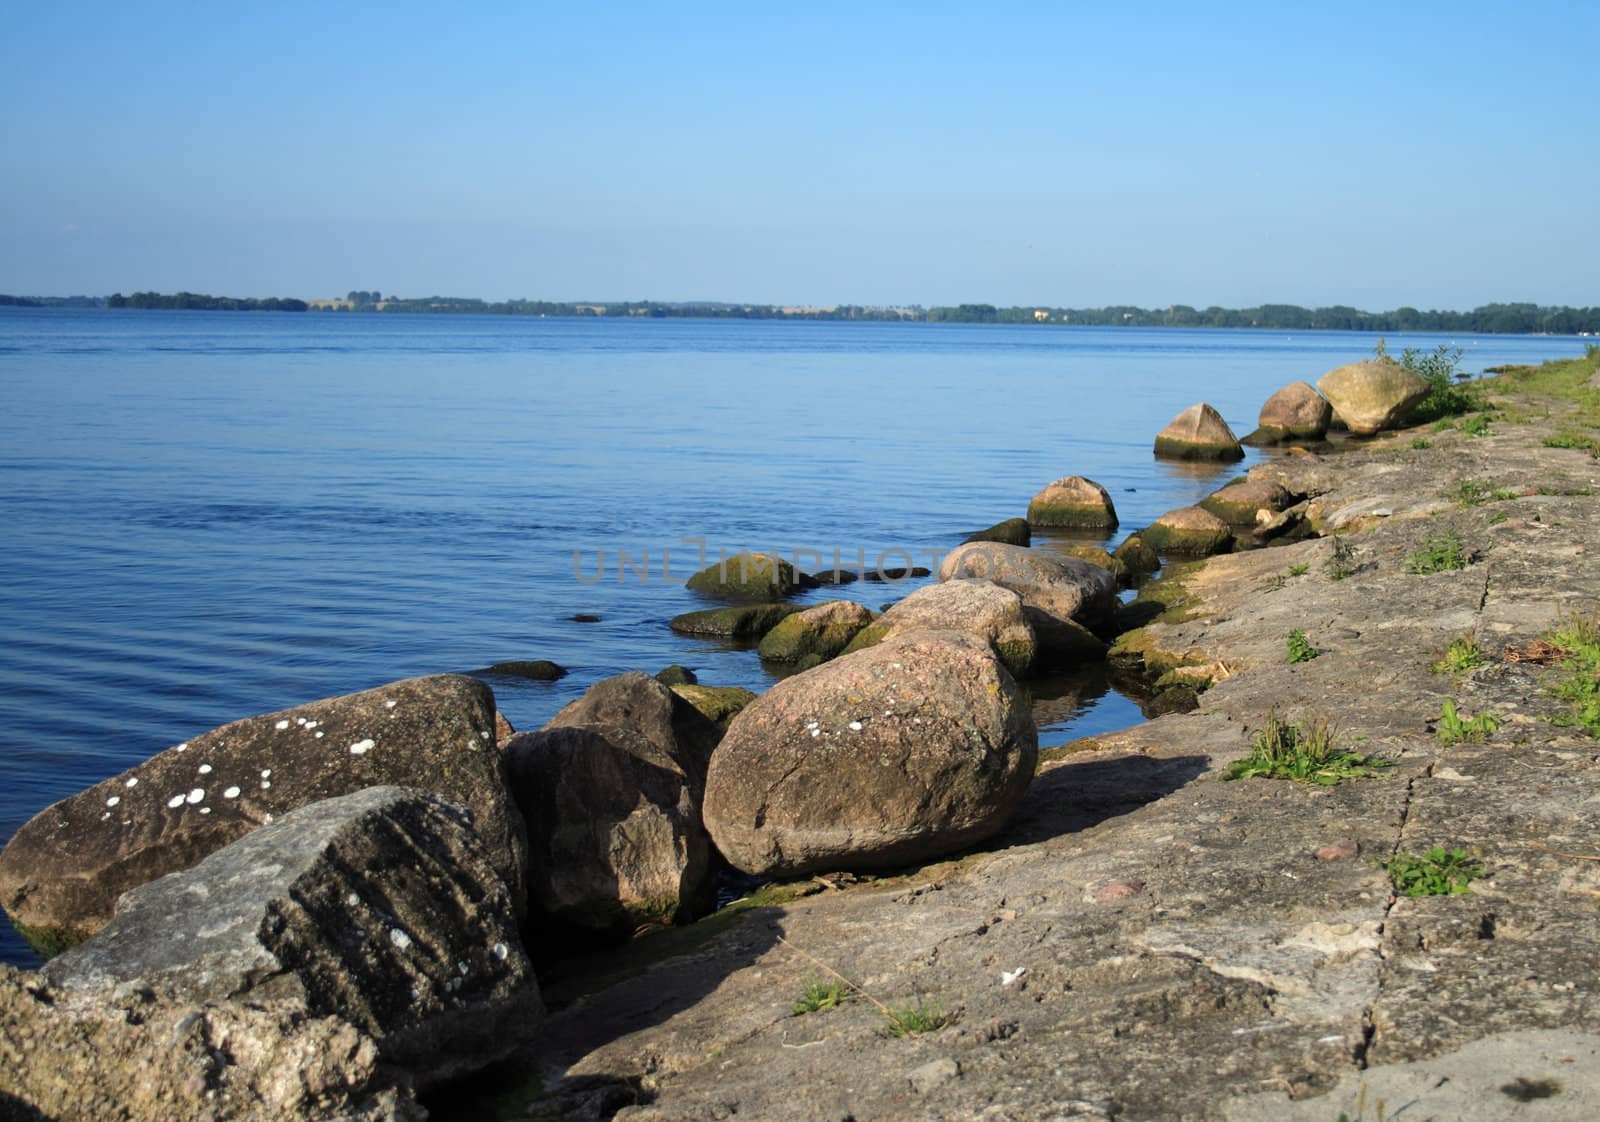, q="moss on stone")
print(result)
[993,636,1037,679]
[1037,738,1102,766]
[654,664,698,687]
[1112,534,1161,575]
[1065,545,1128,583]
[1197,497,1264,524]
[1152,435,1245,462]
[1140,520,1234,556]
[10,918,81,959]
[964,517,1032,546]
[840,623,891,657]
[1026,501,1119,529]
[671,684,758,724]
[684,552,800,602]
[757,604,874,664]
[669,603,802,638]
